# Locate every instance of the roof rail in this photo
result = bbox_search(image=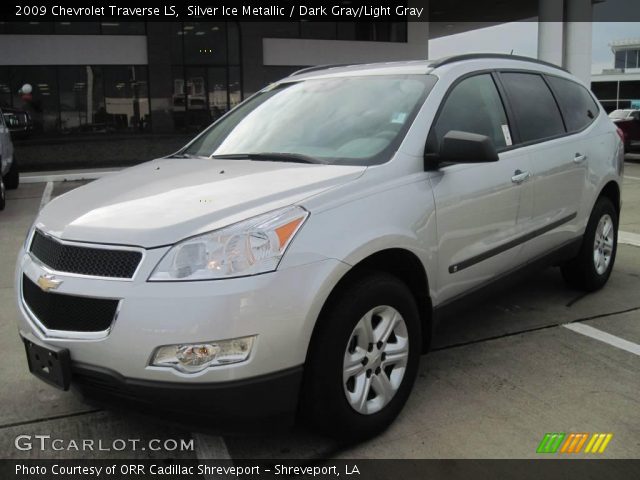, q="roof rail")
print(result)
[289,64,354,77]
[429,53,569,73]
